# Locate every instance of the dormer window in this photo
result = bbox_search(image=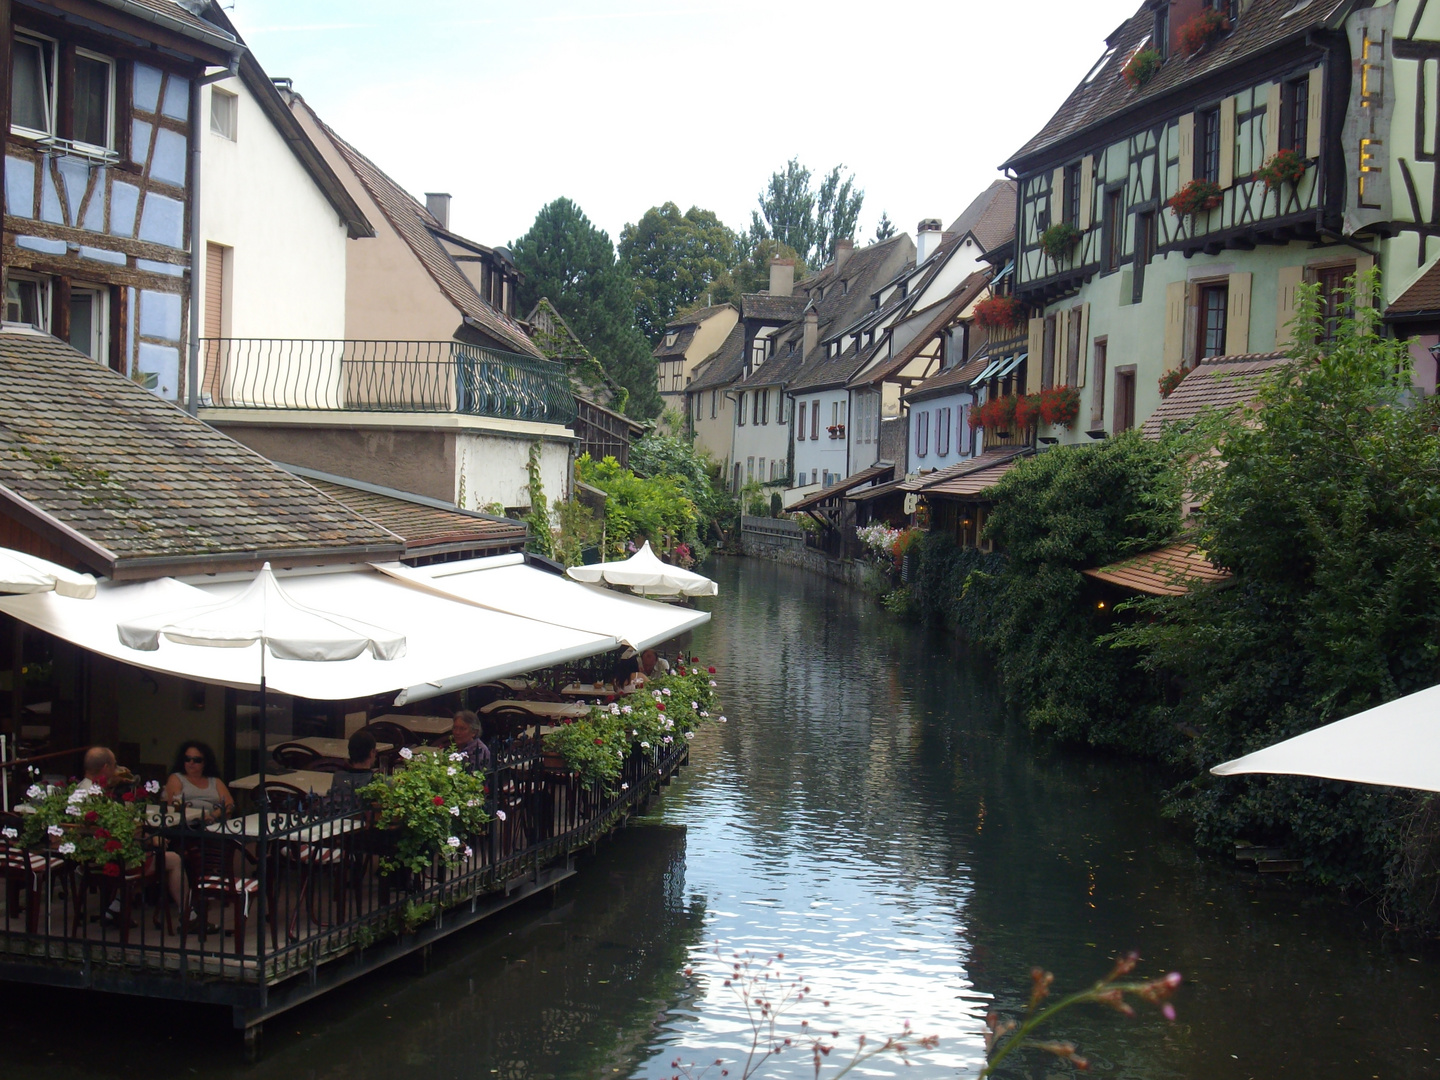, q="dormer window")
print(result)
[664,332,678,347]
[1153,3,1170,61]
